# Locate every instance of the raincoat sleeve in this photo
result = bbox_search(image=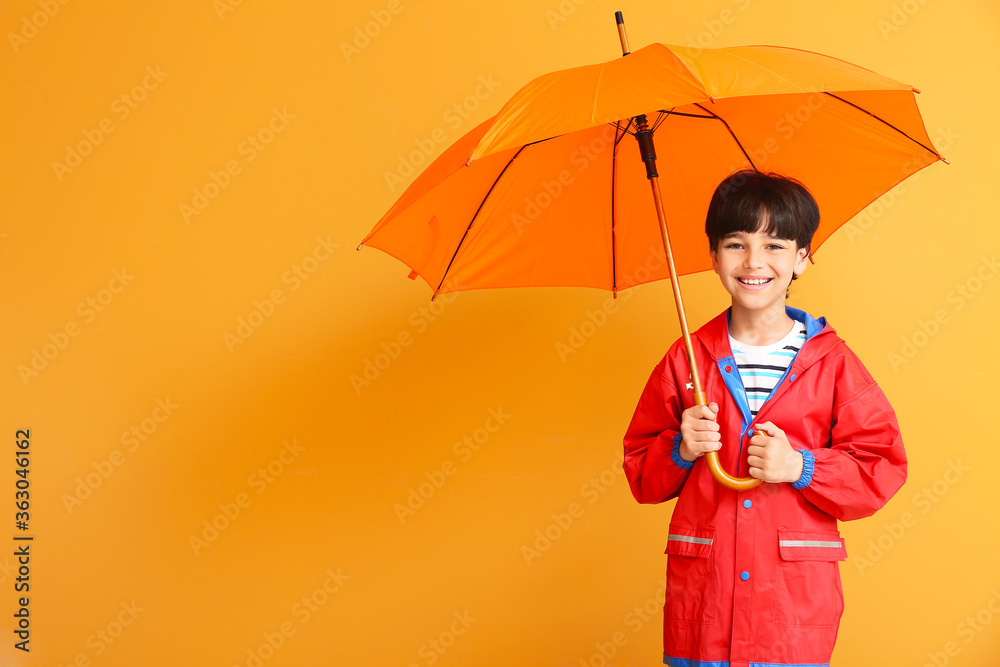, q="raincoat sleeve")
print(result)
[623,357,692,504]
[794,347,907,521]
